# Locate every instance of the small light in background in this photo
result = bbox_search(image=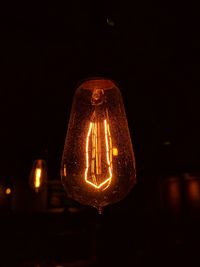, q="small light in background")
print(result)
[29,159,47,193]
[107,18,115,27]
[188,179,200,202]
[5,188,11,195]
[34,168,42,190]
